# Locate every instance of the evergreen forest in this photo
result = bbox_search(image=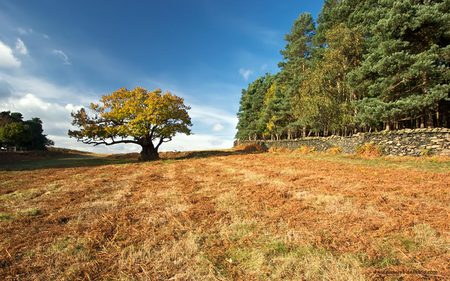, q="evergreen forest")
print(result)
[236,0,450,140]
